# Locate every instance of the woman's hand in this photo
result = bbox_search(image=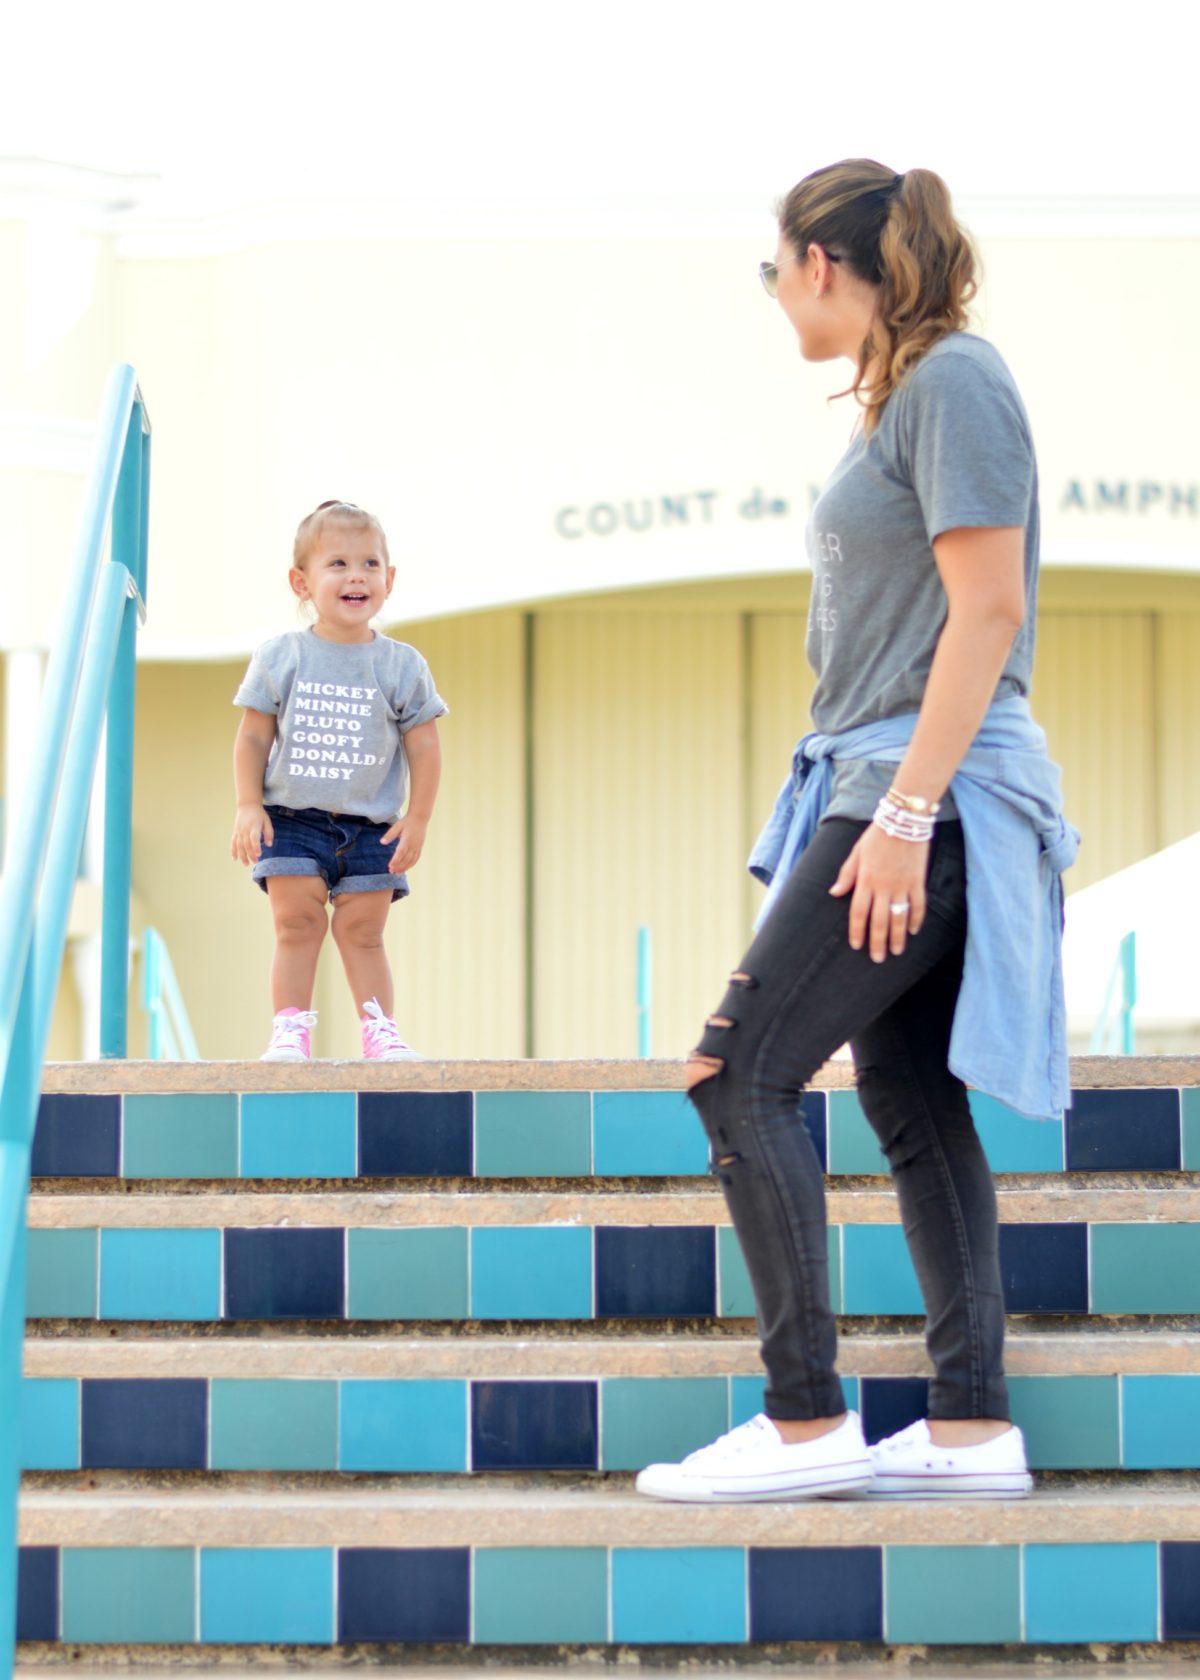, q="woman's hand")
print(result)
[231,803,273,866]
[381,813,428,873]
[829,824,928,962]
